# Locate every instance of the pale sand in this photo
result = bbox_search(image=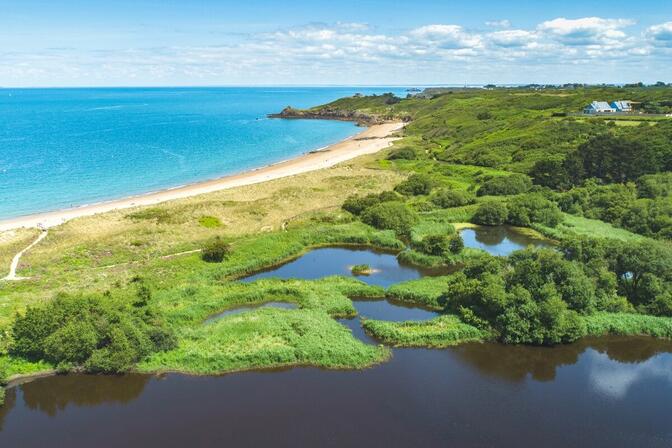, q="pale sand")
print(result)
[0,122,405,232]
